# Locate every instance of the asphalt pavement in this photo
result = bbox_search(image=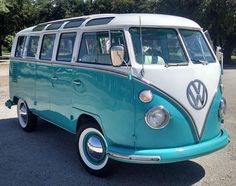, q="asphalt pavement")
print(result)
[0,62,235,186]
